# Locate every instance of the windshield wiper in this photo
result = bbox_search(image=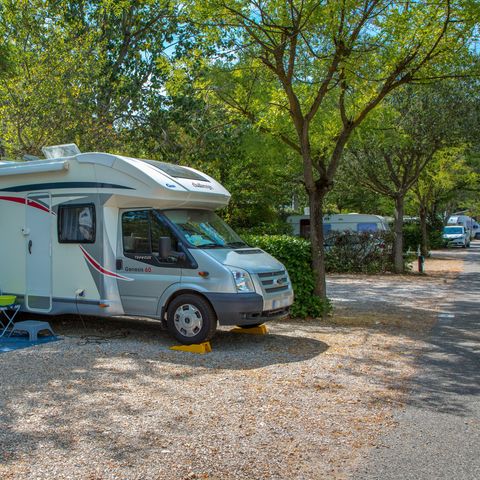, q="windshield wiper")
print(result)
[197,242,226,249]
